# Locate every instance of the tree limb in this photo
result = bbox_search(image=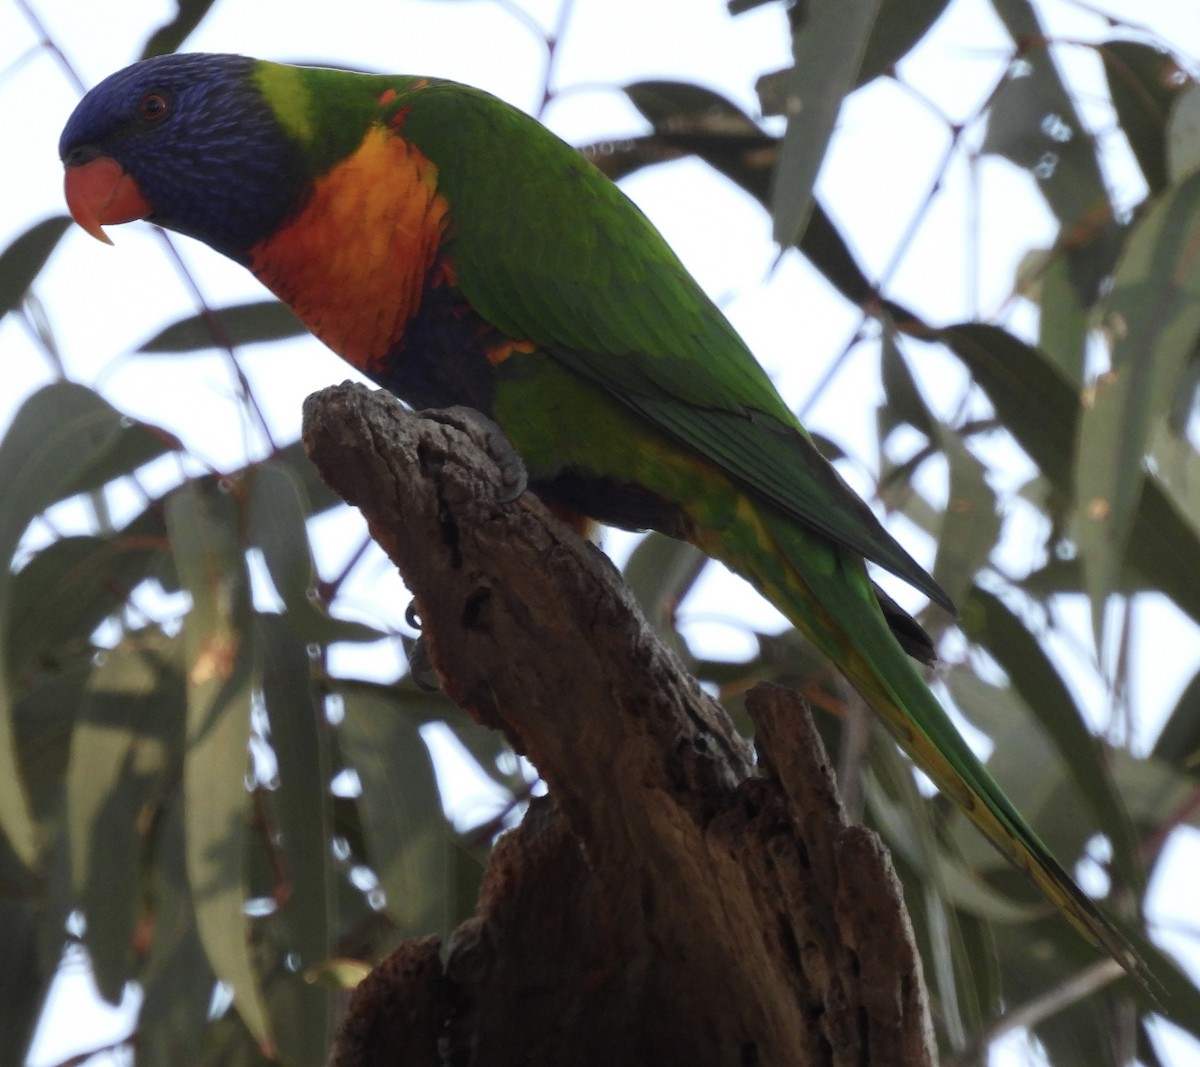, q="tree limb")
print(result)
[304,382,934,1067]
